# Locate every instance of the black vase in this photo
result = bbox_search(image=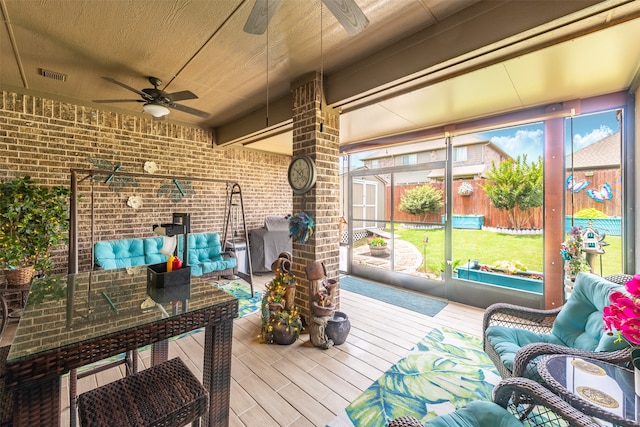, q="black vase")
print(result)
[272,323,299,345]
[325,311,351,345]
